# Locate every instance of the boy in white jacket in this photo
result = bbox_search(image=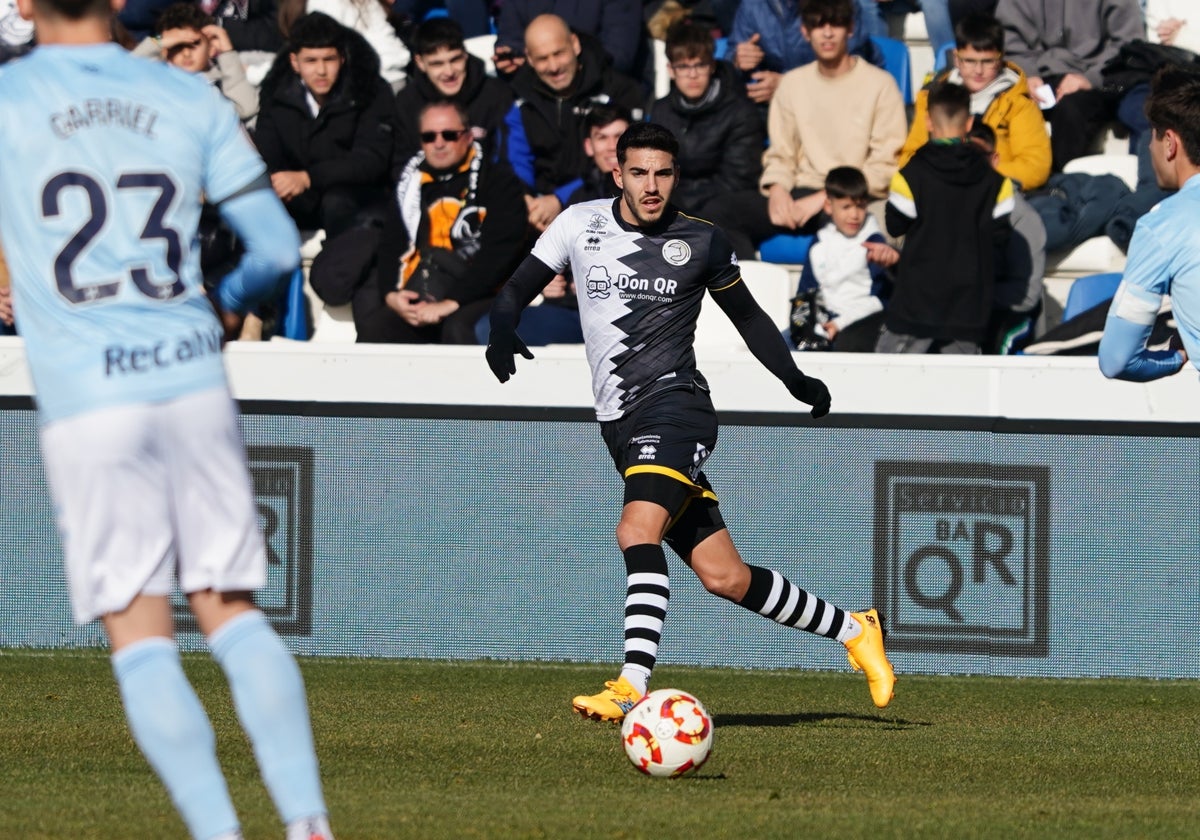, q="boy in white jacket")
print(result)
[789,166,898,352]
